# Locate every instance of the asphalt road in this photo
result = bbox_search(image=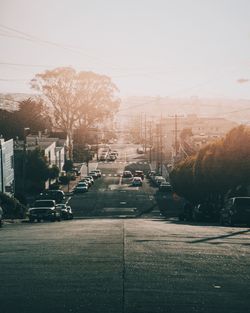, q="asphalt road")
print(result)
[0,144,249,313]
